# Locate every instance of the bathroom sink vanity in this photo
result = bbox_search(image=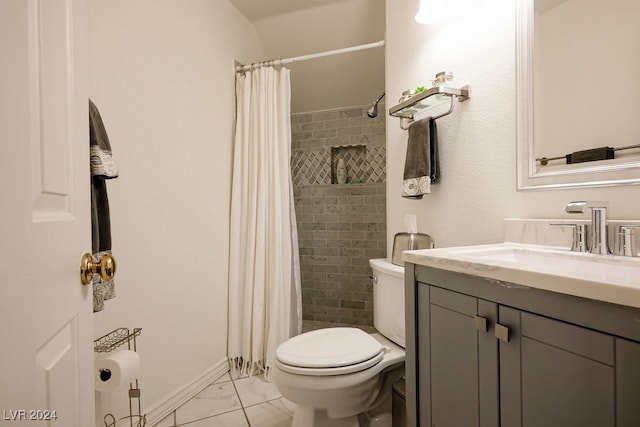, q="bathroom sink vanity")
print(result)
[402,241,640,427]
